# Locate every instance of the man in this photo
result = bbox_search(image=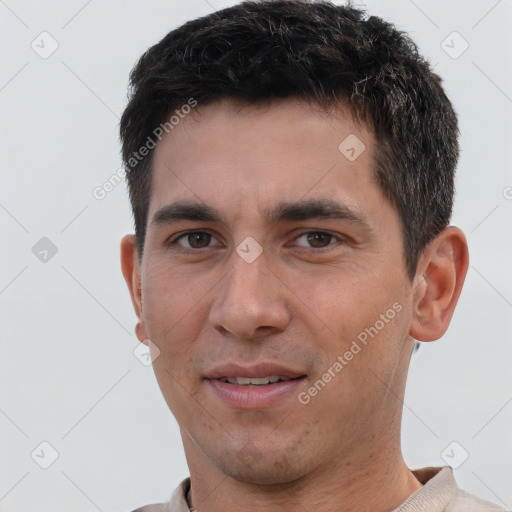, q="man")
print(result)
[119,1,505,511]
